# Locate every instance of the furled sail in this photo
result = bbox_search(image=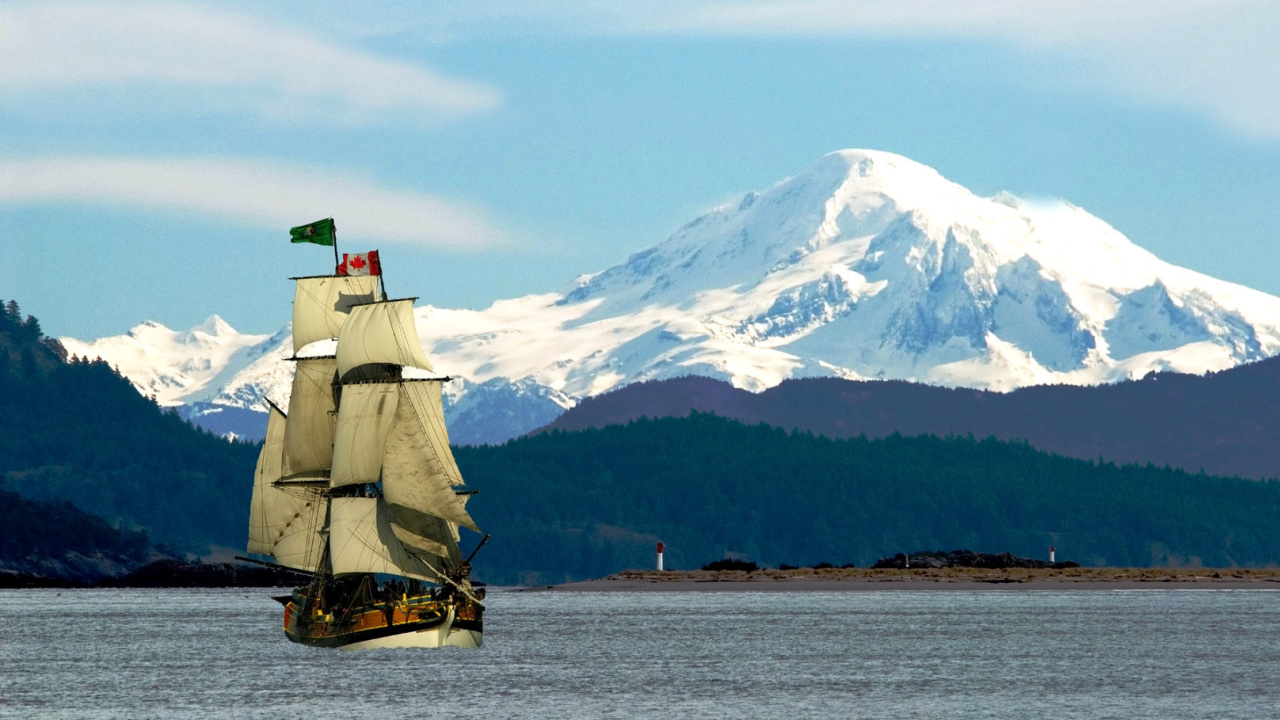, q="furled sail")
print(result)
[292,275,380,353]
[329,497,450,581]
[335,299,435,377]
[248,405,327,572]
[381,381,479,532]
[329,382,399,488]
[281,357,337,478]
